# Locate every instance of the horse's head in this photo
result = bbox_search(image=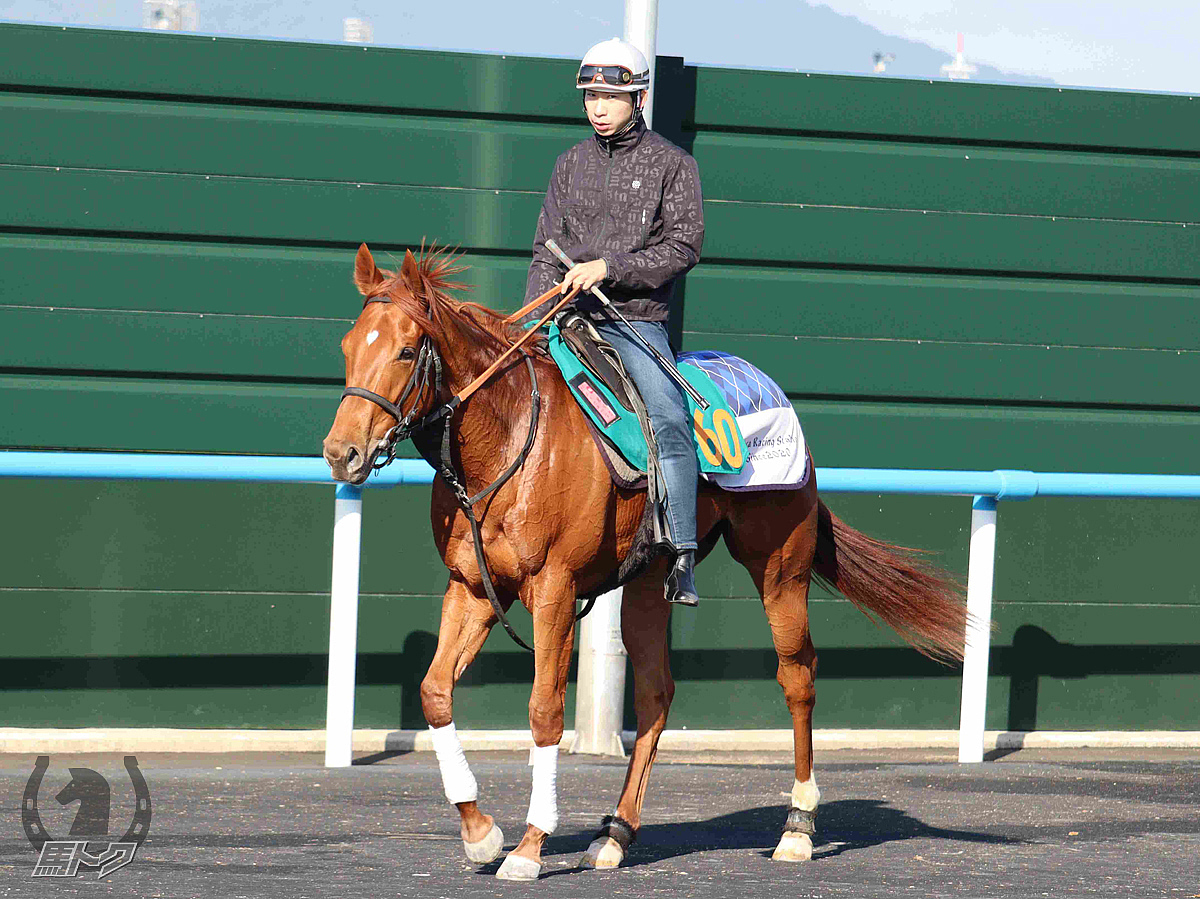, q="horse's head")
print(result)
[323,244,435,484]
